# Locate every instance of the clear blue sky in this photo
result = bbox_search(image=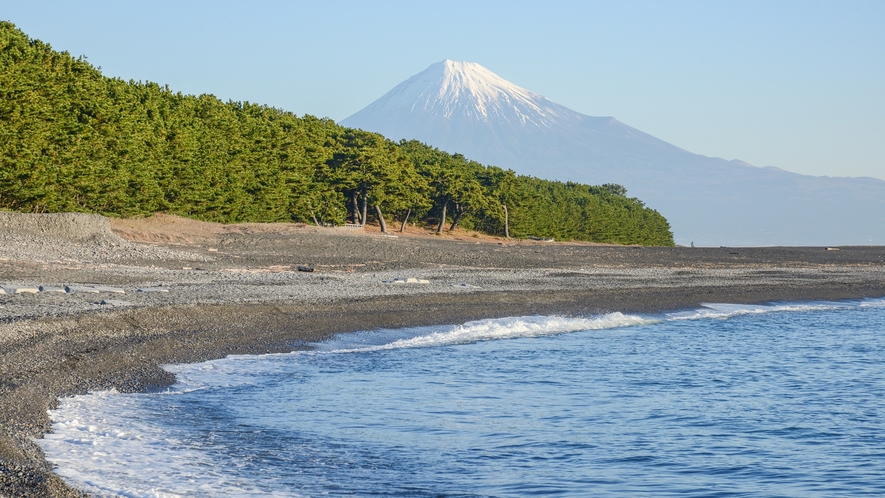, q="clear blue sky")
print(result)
[5,0,884,180]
